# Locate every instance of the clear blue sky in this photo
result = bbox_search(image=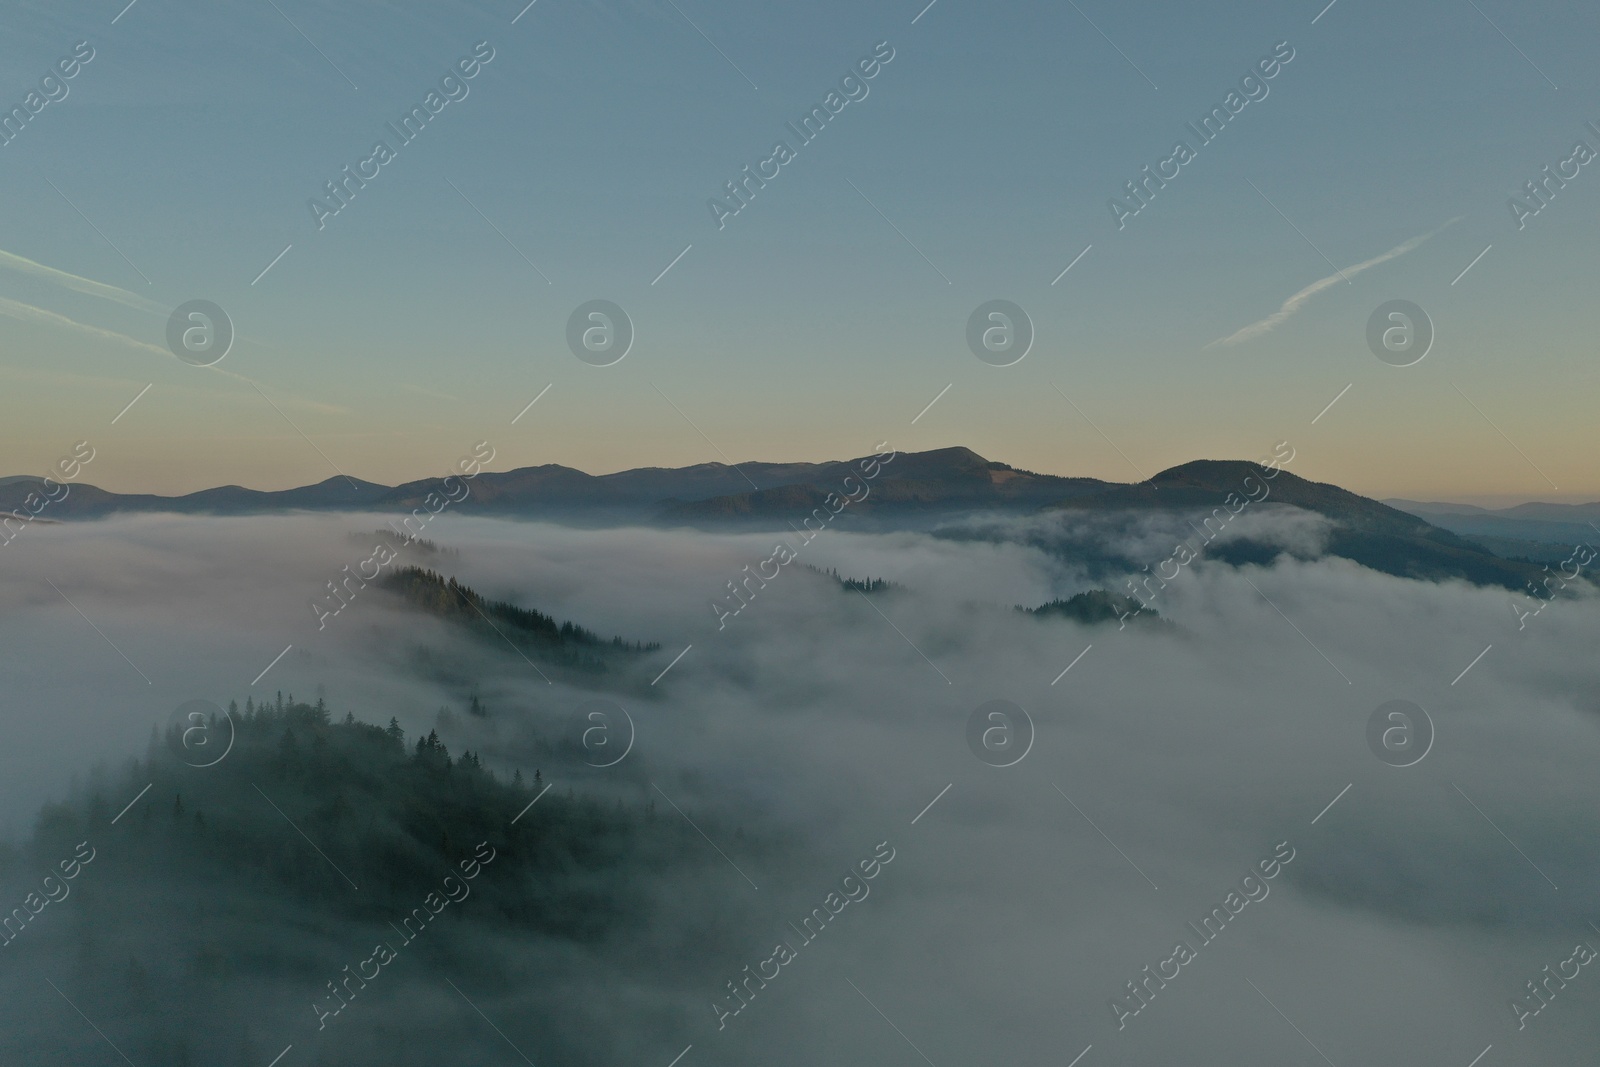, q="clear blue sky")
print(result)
[1,0,1595,503]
